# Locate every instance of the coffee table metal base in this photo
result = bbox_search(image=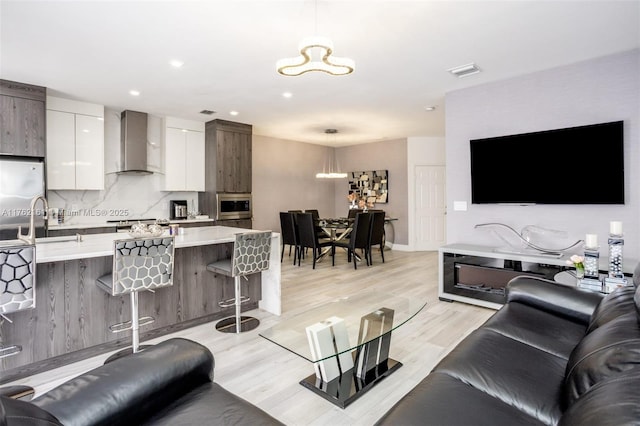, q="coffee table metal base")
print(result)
[300,358,402,409]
